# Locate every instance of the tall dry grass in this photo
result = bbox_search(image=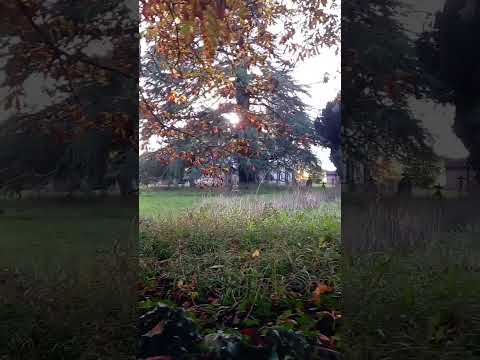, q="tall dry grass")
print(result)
[342,194,480,359]
[343,195,480,253]
[139,189,341,307]
[201,186,340,212]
